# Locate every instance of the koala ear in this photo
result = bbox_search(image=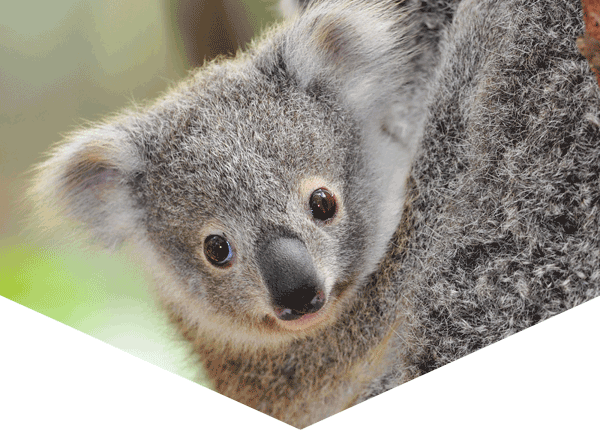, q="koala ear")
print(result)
[31,122,144,247]
[282,0,417,126]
